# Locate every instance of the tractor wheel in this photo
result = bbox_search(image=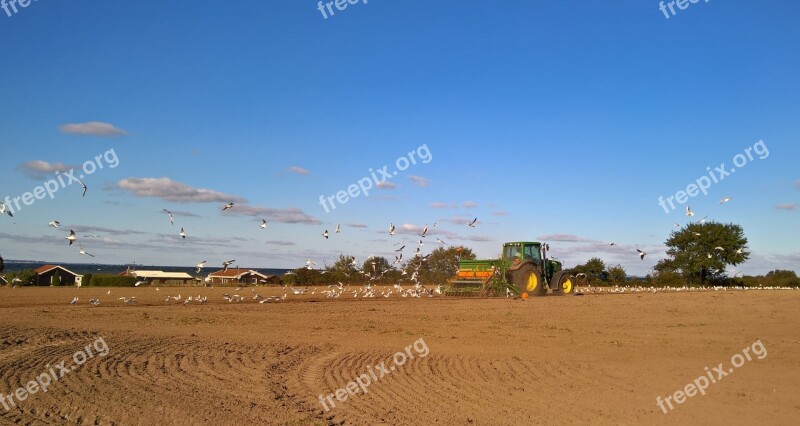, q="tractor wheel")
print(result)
[552,271,576,295]
[512,264,546,297]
